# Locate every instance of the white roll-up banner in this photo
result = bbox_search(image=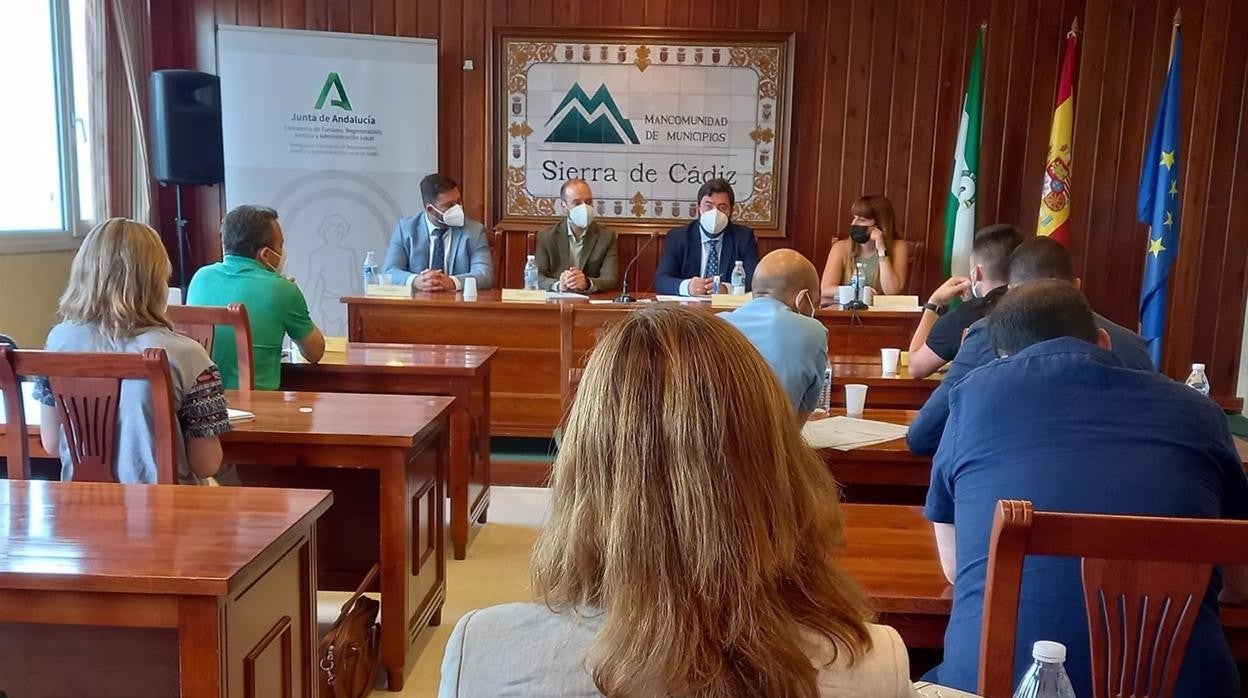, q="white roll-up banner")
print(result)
[218,26,437,334]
